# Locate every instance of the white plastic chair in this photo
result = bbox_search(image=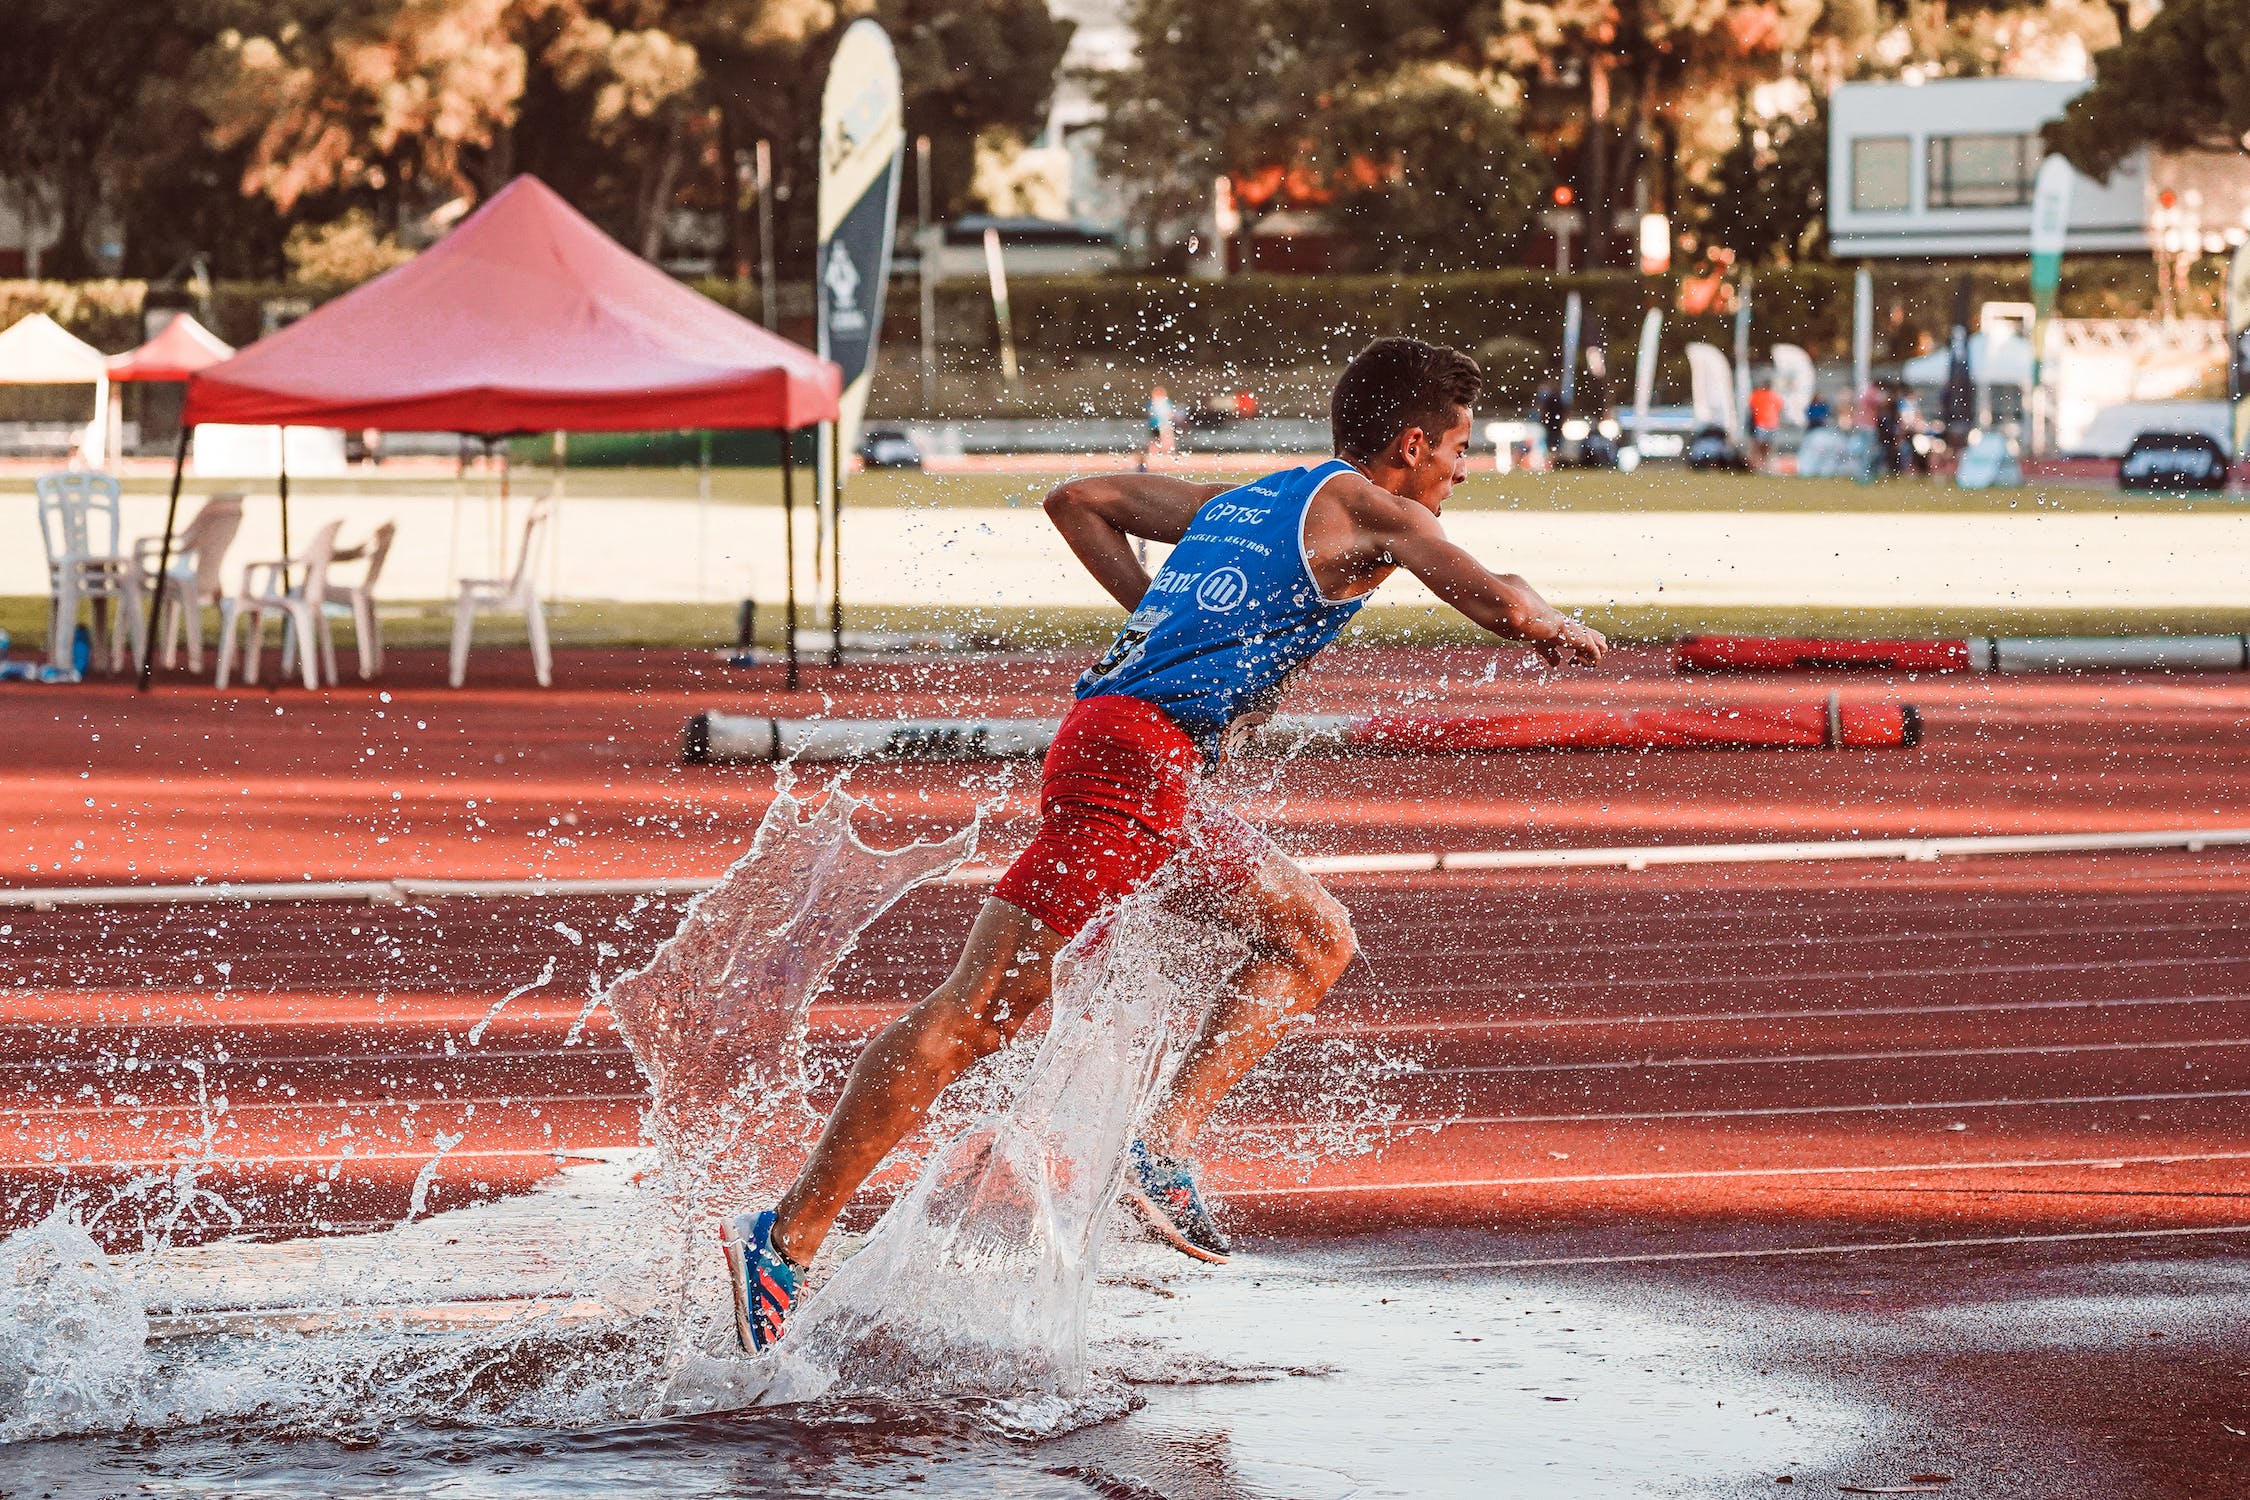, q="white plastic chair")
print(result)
[450,499,552,688]
[135,493,245,673]
[36,470,145,674]
[215,519,343,690]
[319,520,395,680]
